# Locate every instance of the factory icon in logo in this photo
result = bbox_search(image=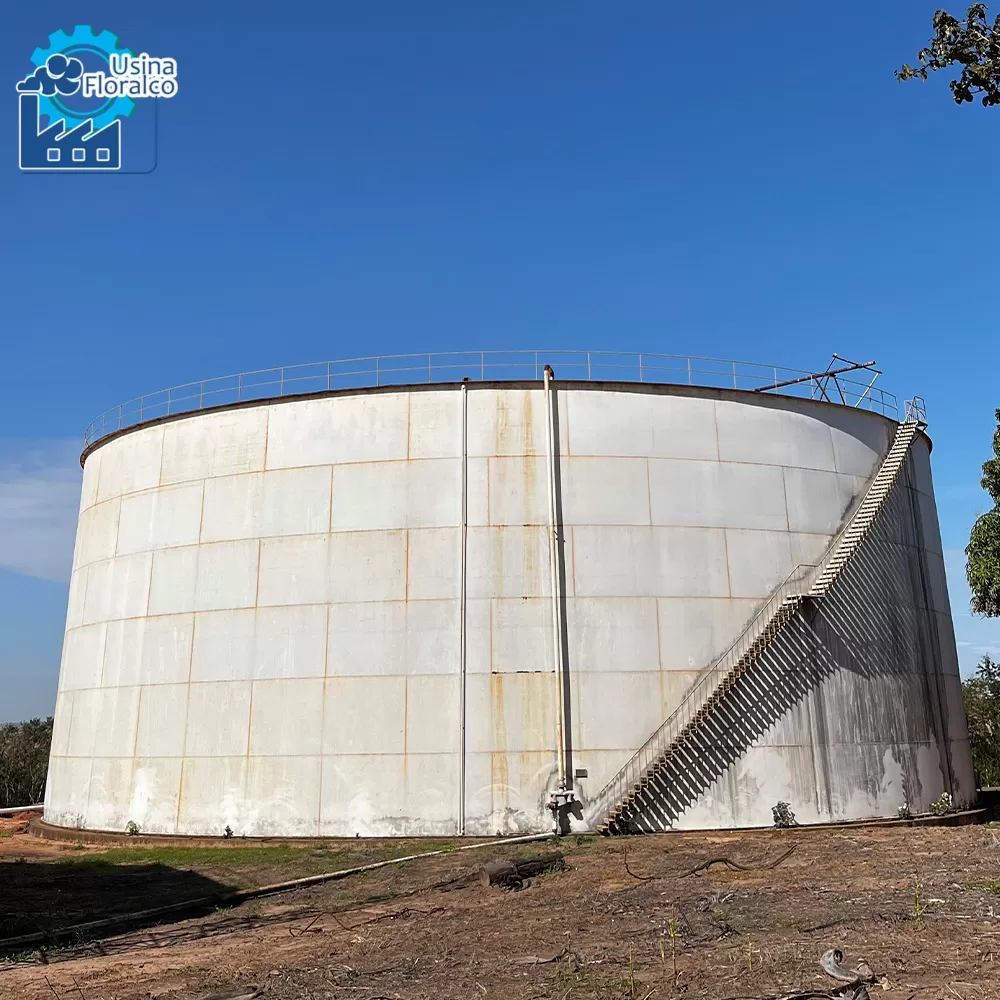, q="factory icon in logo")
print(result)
[16,25,178,172]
